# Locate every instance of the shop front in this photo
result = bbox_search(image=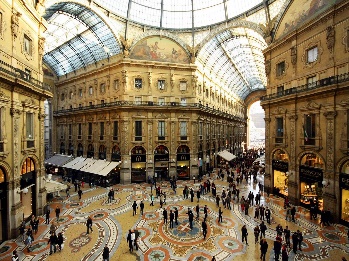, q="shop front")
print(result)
[154,145,169,181]
[339,161,349,225]
[131,146,146,183]
[0,167,8,242]
[299,153,324,211]
[20,157,36,219]
[272,149,289,197]
[176,145,190,180]
[299,166,323,210]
